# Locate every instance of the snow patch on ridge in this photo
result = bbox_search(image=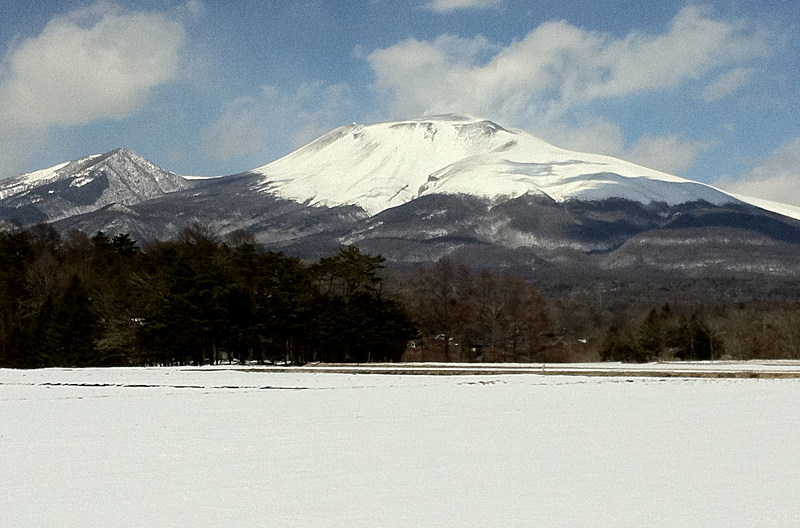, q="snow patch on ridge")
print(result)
[70,175,95,188]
